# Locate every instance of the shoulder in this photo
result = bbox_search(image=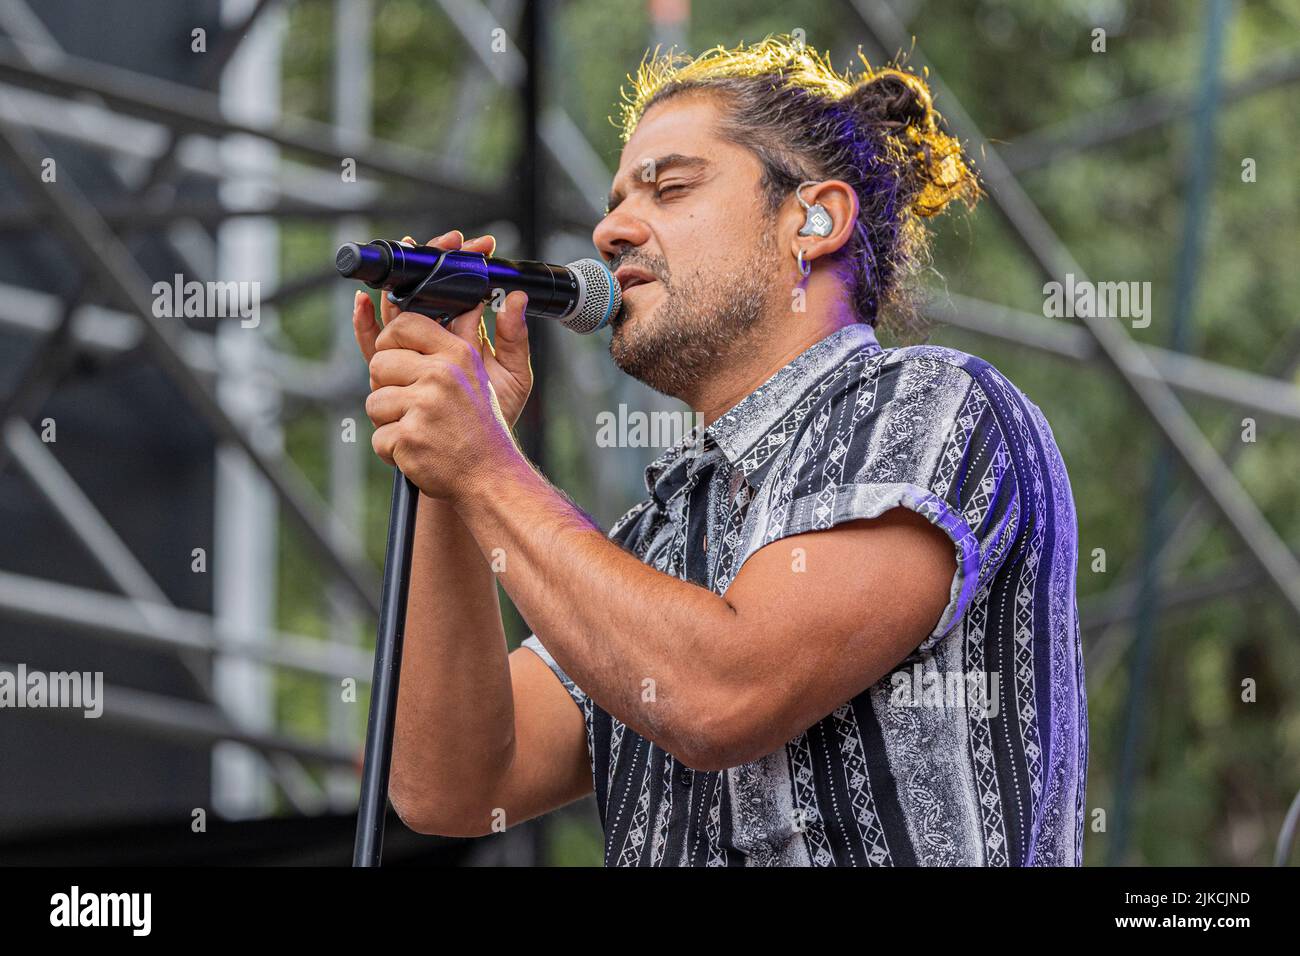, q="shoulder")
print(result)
[796,341,1016,445]
[793,341,995,414]
[835,342,1051,454]
[873,343,1014,405]
[767,341,1042,511]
